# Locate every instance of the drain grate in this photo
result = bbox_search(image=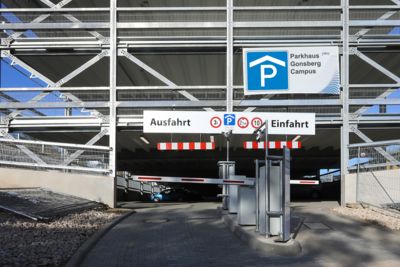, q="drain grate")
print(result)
[304,222,331,230]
